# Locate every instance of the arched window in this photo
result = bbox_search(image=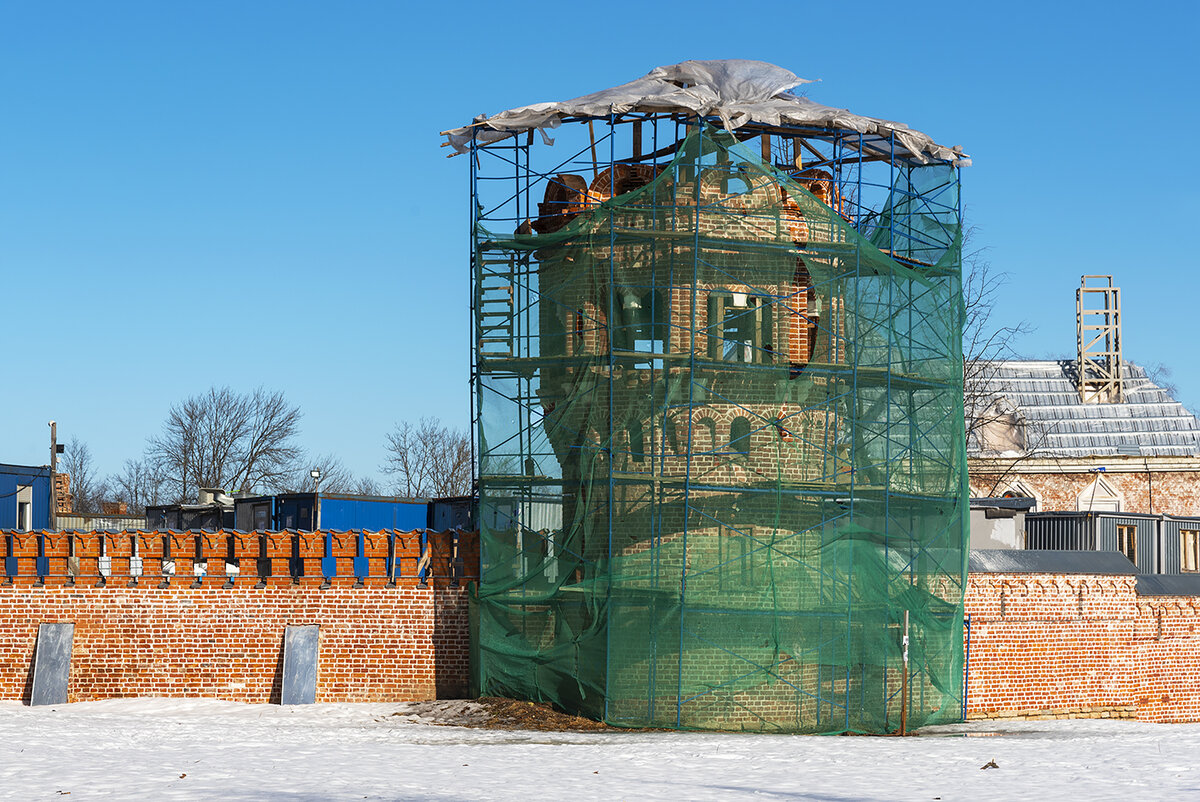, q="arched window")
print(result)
[696,416,717,454]
[665,416,683,455]
[707,291,773,364]
[541,305,566,358]
[999,480,1040,511]
[610,287,667,368]
[629,418,646,464]
[730,417,752,456]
